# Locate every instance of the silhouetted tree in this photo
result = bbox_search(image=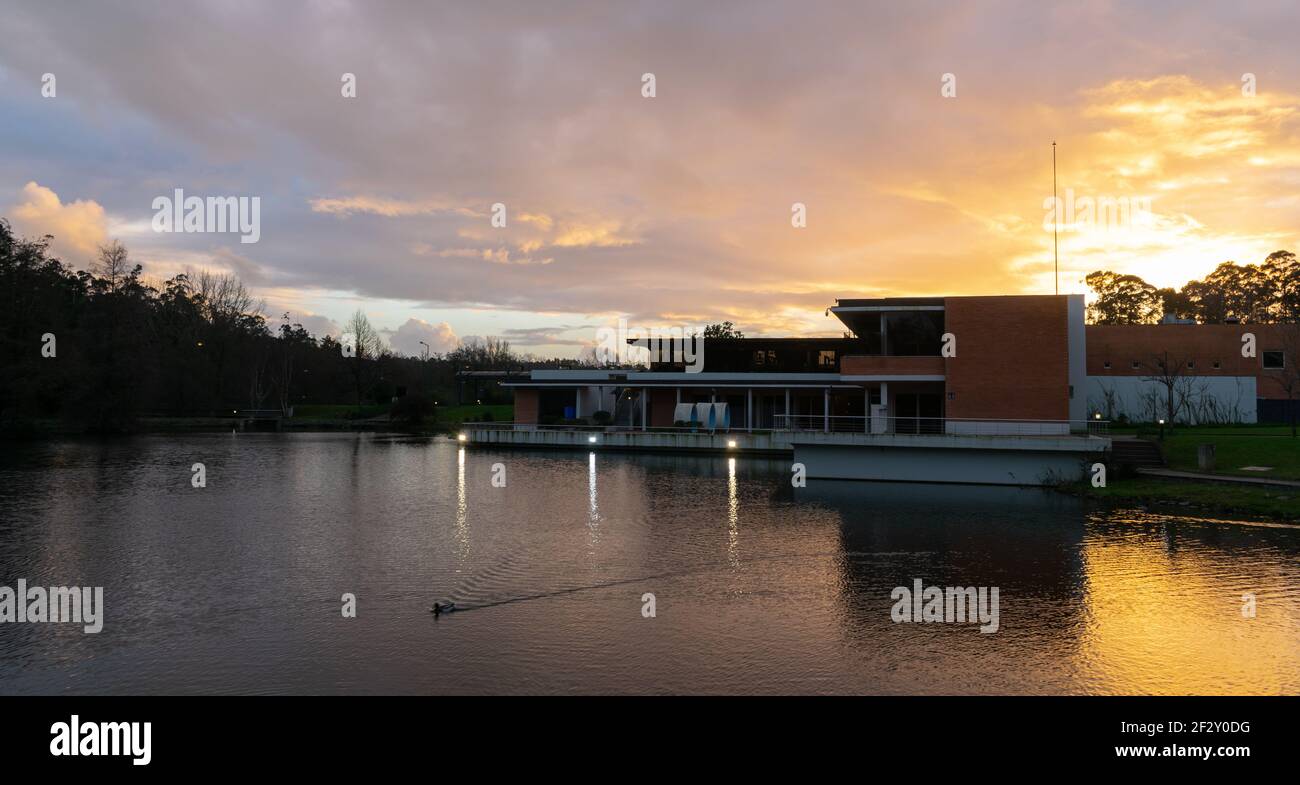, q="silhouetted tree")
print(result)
[1085,271,1161,324]
[703,321,745,338]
